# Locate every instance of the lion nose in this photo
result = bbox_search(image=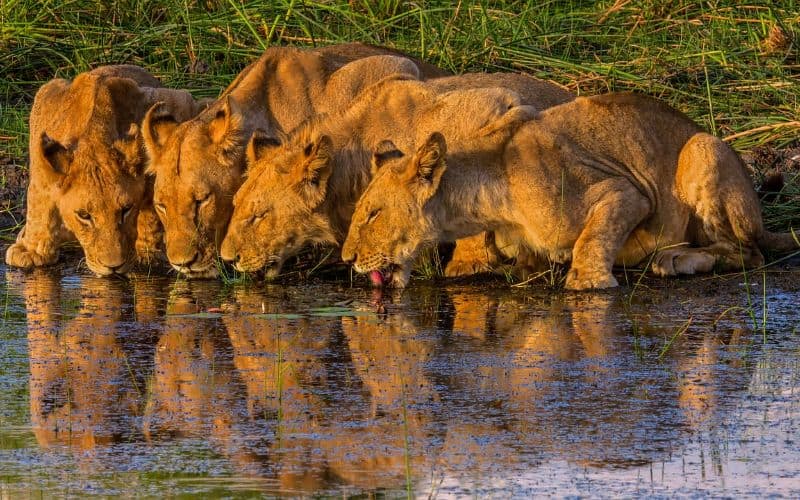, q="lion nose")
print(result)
[109,263,126,274]
[341,250,356,265]
[172,252,199,268]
